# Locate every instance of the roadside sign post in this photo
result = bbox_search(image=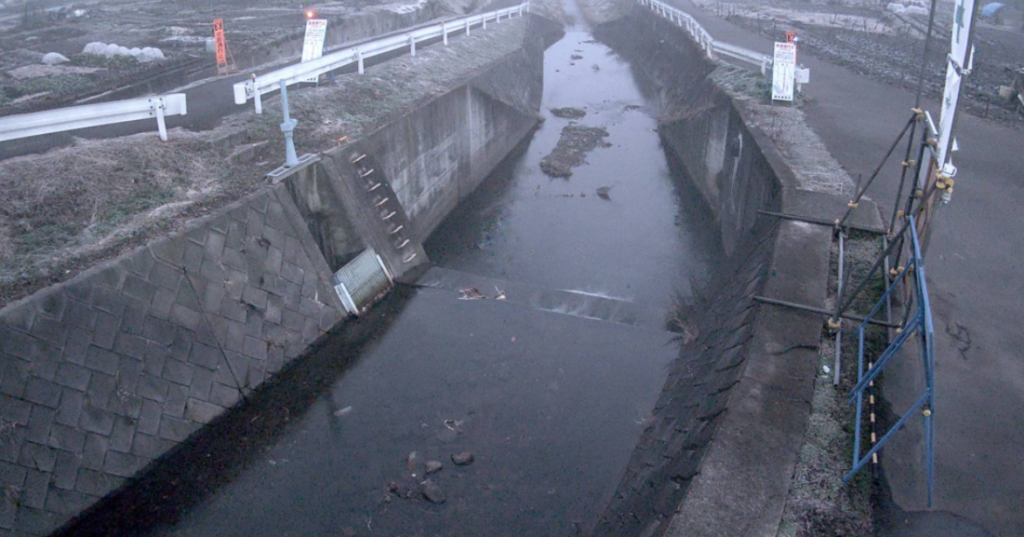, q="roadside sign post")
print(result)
[937,0,976,168]
[771,42,797,103]
[301,19,328,83]
[213,18,236,75]
[279,80,299,168]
